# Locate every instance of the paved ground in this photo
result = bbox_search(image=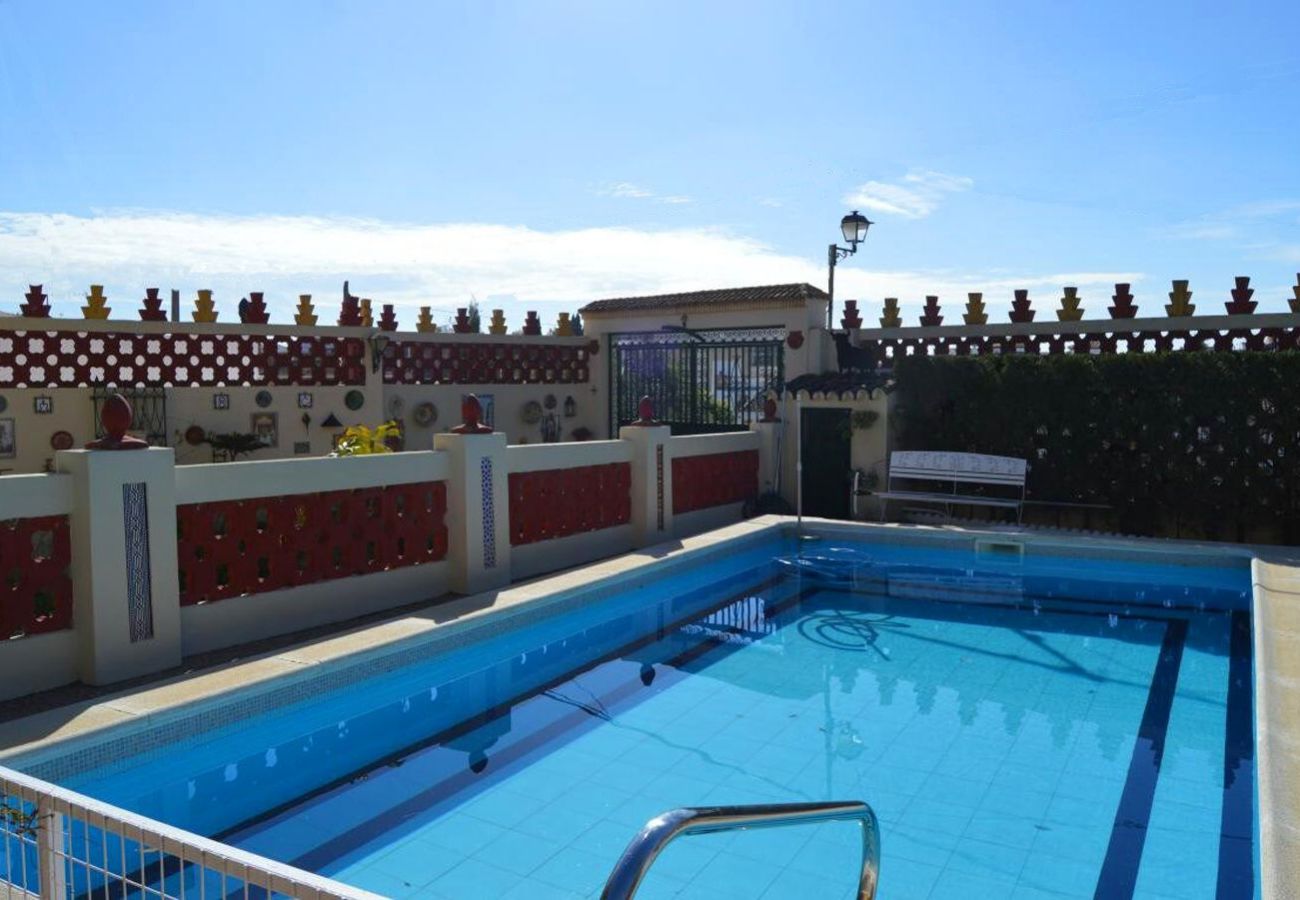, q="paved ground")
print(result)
[0,593,453,724]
